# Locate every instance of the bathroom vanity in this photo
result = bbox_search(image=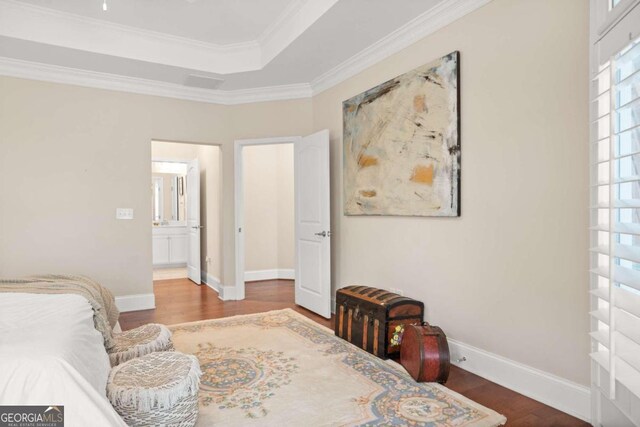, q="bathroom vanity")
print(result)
[151,162,189,267]
[152,225,188,267]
